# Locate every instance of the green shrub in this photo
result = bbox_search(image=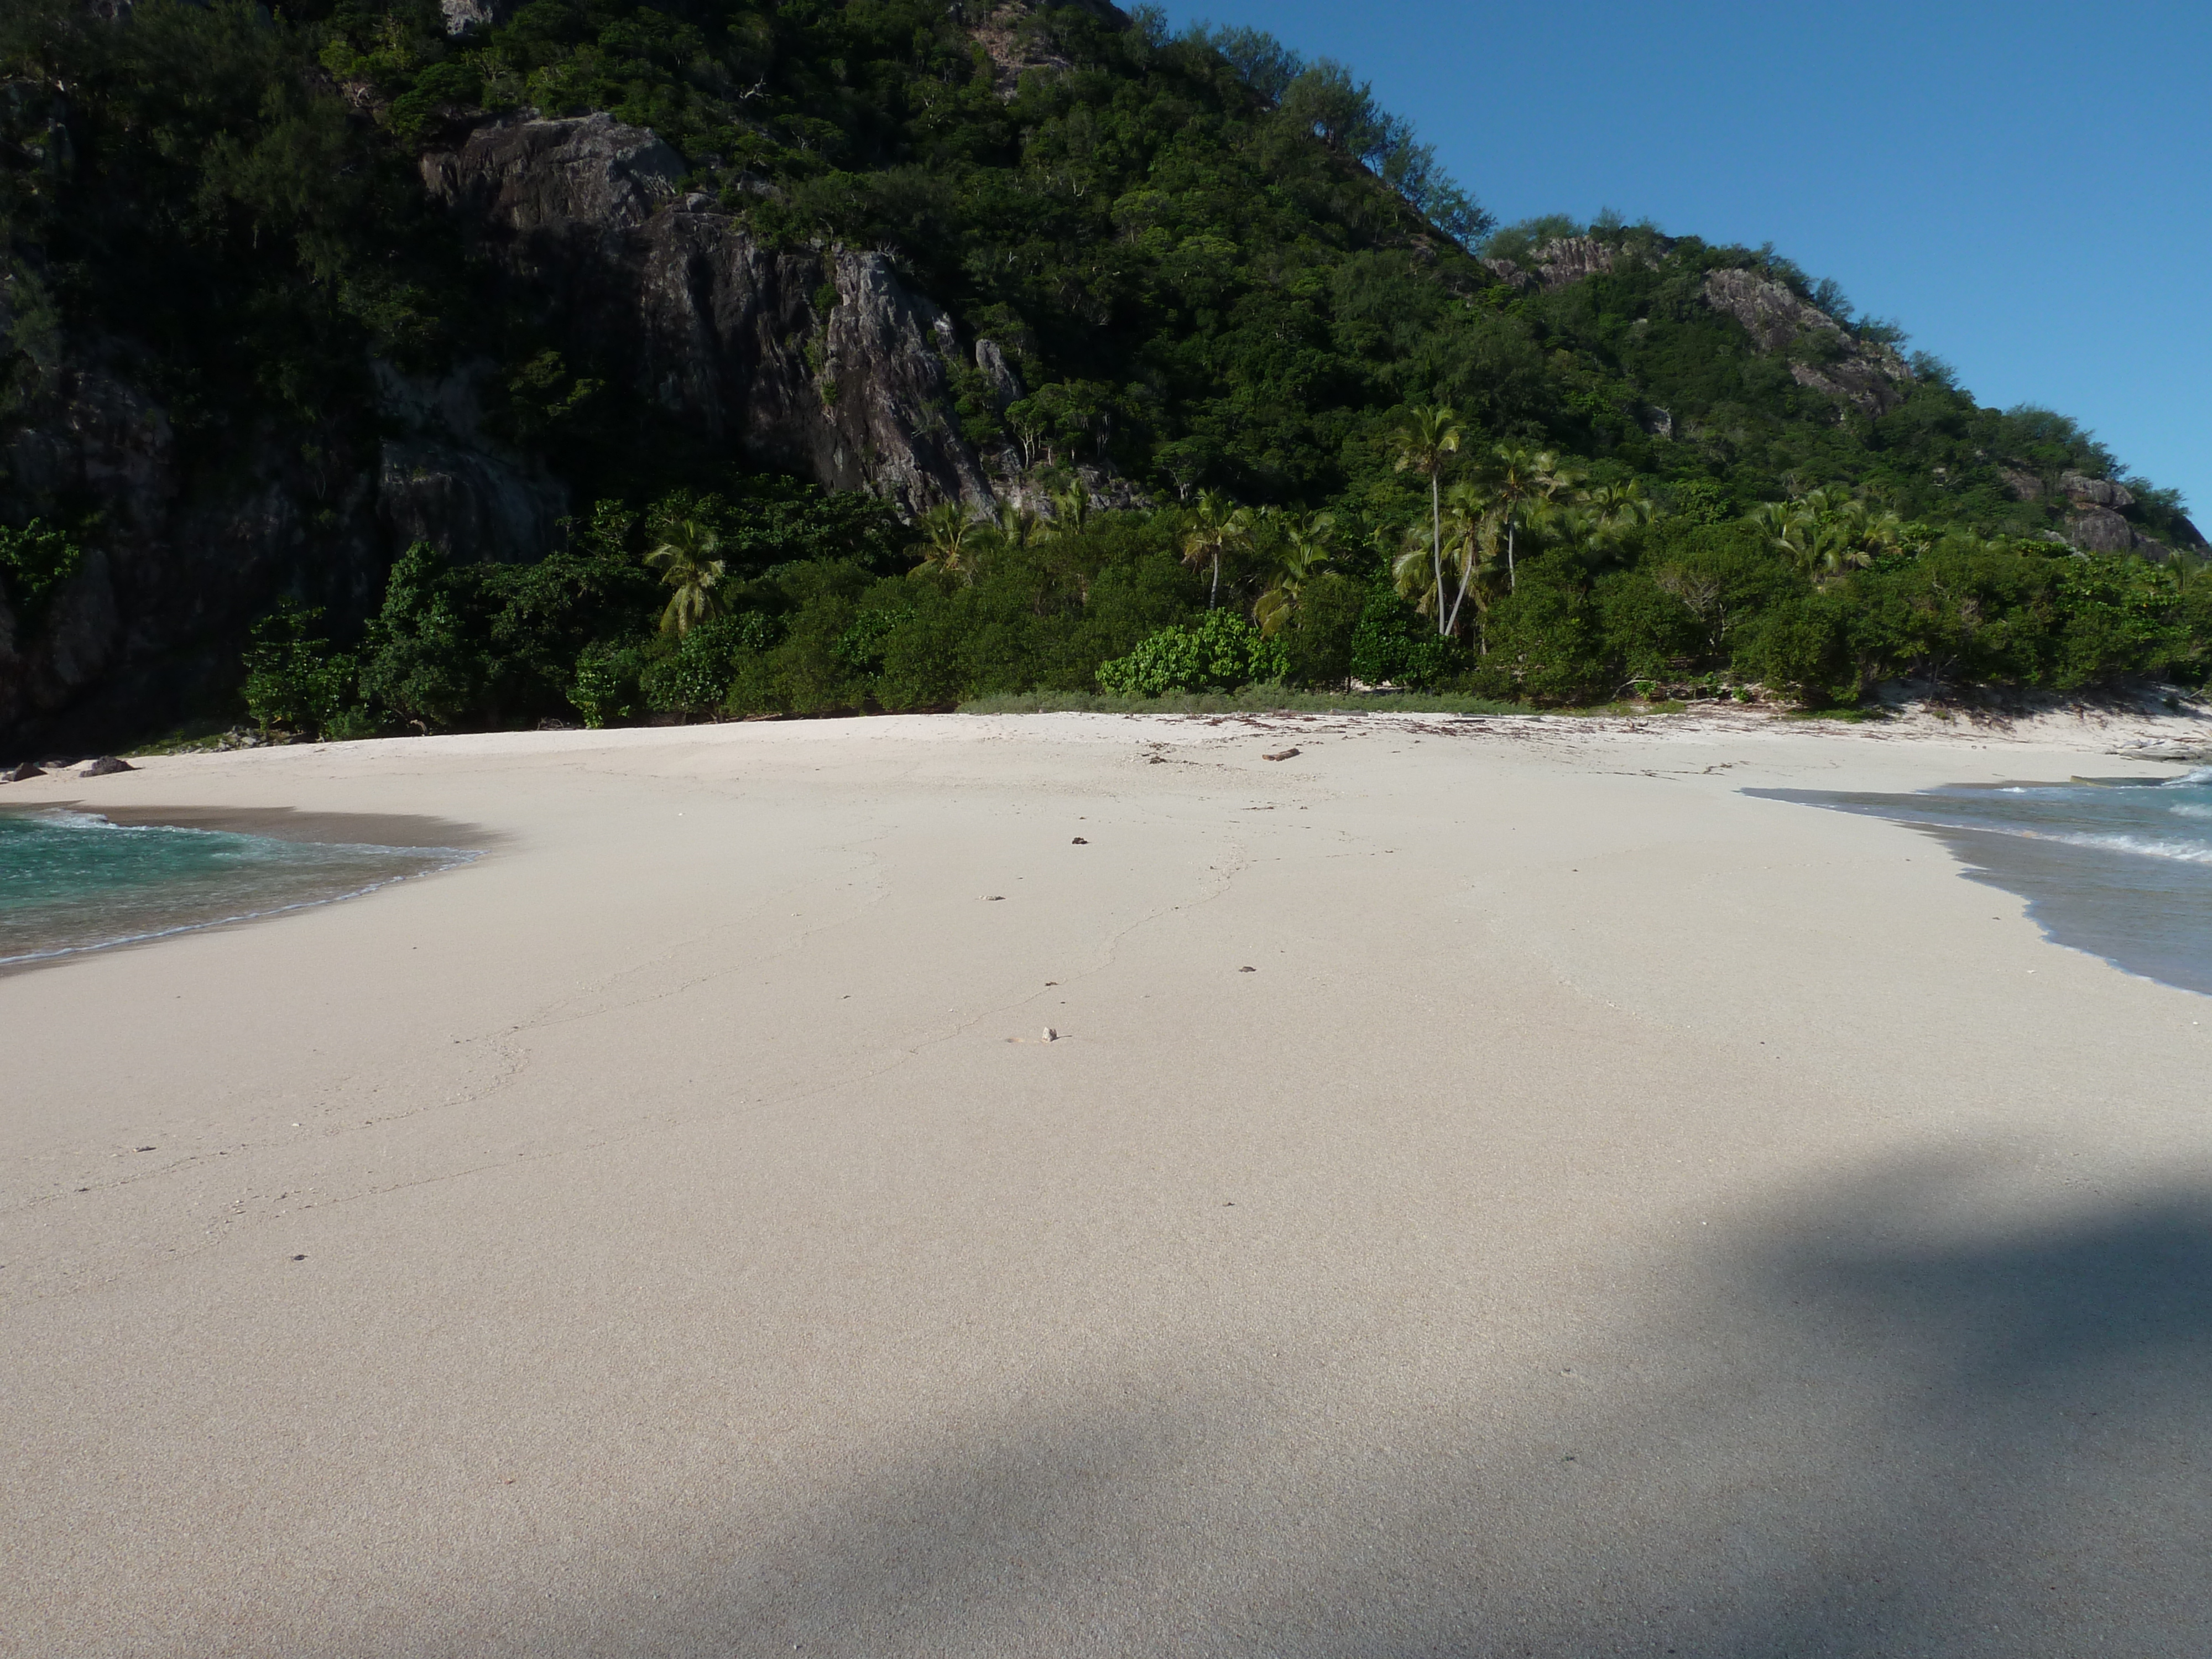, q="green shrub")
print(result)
[0,518,84,630]
[242,599,369,738]
[569,642,646,729]
[1097,611,1288,697]
[640,614,778,719]
[1349,583,1465,689]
